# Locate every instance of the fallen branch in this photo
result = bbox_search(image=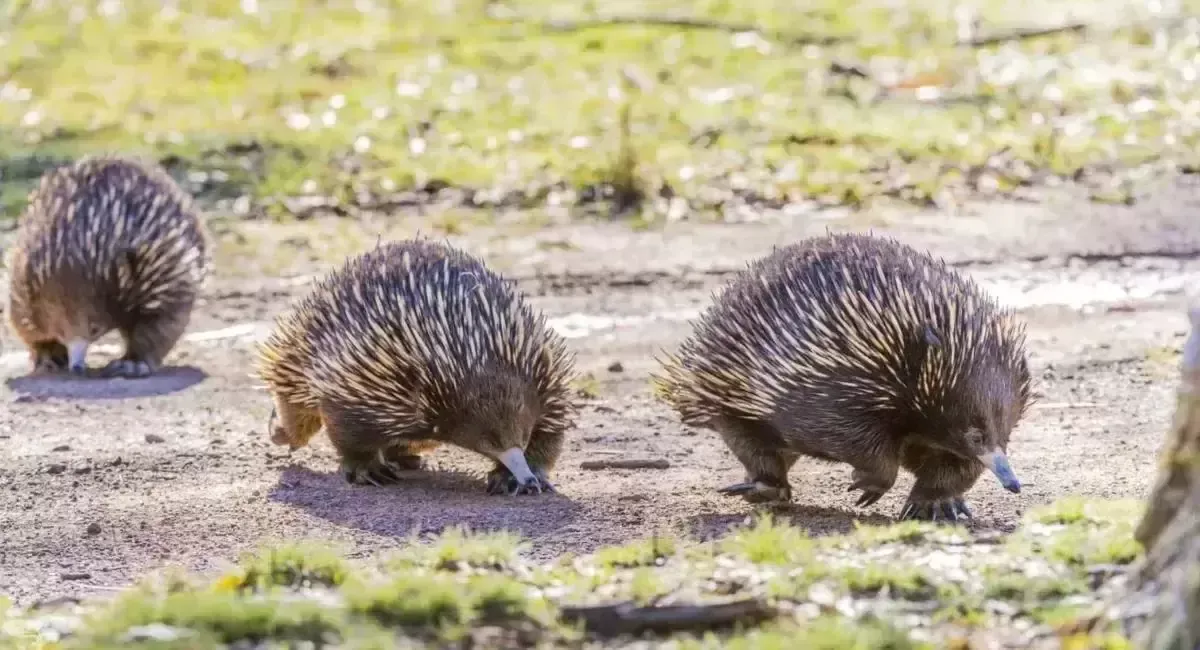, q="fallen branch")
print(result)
[559,598,775,637]
[580,458,670,471]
